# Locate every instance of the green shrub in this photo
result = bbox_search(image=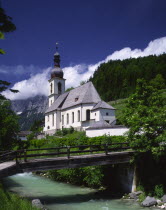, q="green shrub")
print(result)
[138,192,146,202]
[0,183,38,210]
[154,184,164,198]
[47,166,104,188]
